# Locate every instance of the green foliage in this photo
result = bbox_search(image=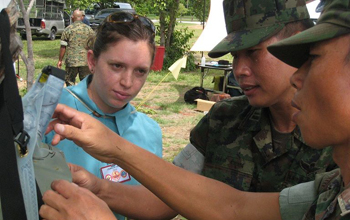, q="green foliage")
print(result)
[160,26,195,70]
[188,0,210,22]
[185,53,196,71]
[131,1,152,15]
[177,3,188,16]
